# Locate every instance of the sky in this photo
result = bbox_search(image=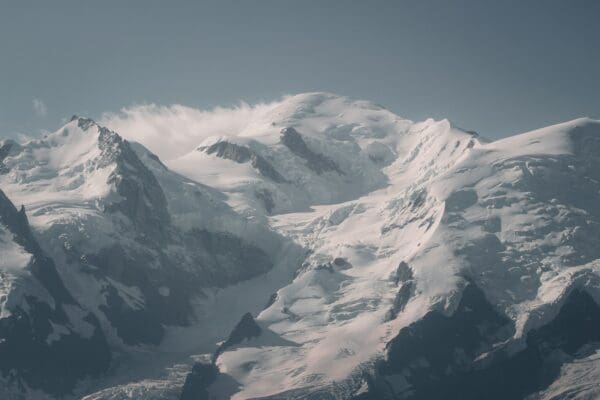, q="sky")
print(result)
[1,0,598,140]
